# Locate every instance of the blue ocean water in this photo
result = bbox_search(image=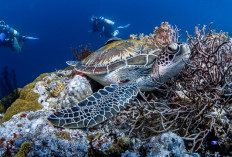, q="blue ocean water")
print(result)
[0,0,232,98]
